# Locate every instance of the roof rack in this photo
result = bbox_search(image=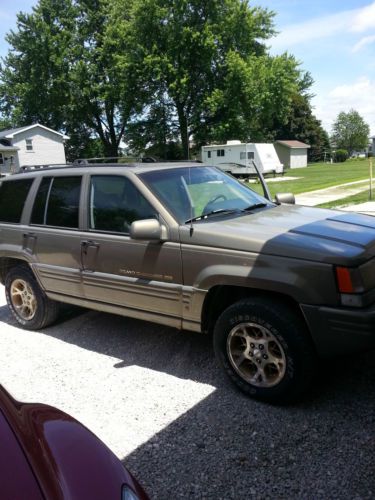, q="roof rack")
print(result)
[20,163,72,172]
[72,156,157,165]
